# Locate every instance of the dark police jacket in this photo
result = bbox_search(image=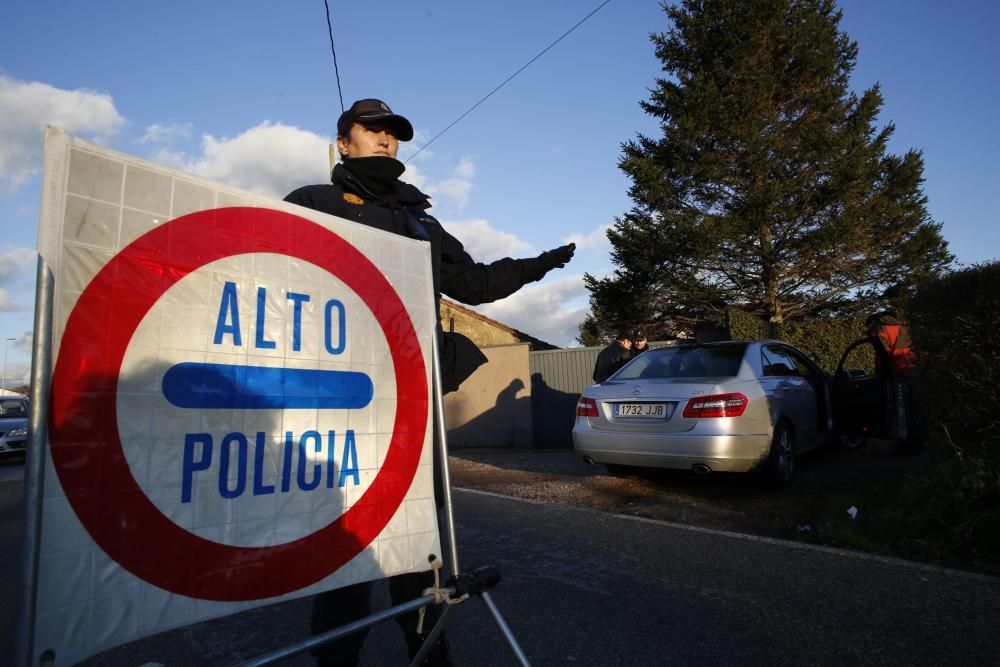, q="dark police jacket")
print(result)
[593,340,632,383]
[285,164,552,393]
